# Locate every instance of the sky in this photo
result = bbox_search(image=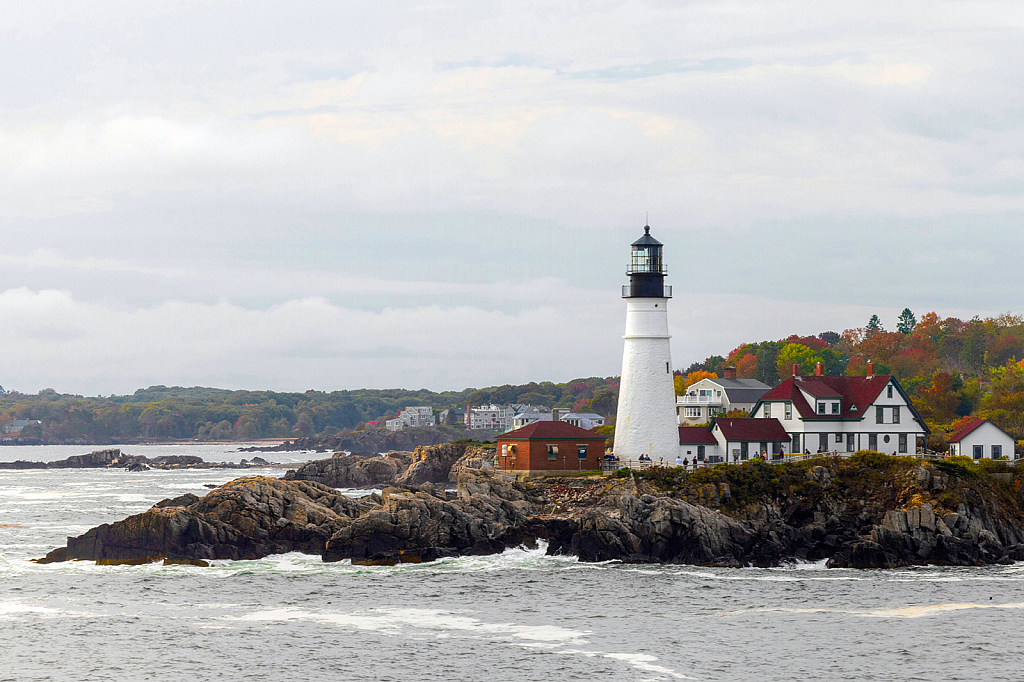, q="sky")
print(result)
[0,1,1022,395]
